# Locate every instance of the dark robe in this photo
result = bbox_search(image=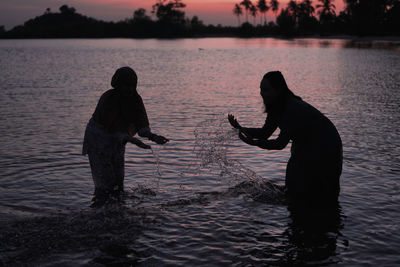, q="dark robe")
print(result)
[92,89,149,134]
[82,89,150,198]
[244,96,342,203]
